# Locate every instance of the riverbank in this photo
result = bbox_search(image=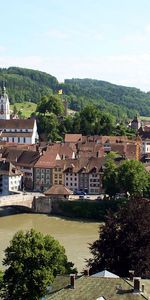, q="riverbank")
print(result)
[34,197,126,221]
